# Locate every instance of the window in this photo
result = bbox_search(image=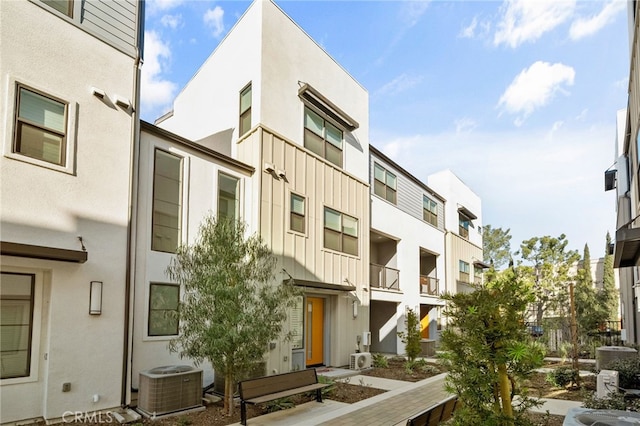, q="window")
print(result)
[152,149,183,253]
[304,107,343,167]
[423,196,438,226]
[459,260,470,283]
[239,84,251,136]
[290,193,306,233]
[41,0,73,17]
[459,214,470,239]
[218,172,240,221]
[324,207,358,255]
[148,283,179,337]
[474,265,483,285]
[1,272,35,379]
[14,85,67,166]
[373,163,397,204]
